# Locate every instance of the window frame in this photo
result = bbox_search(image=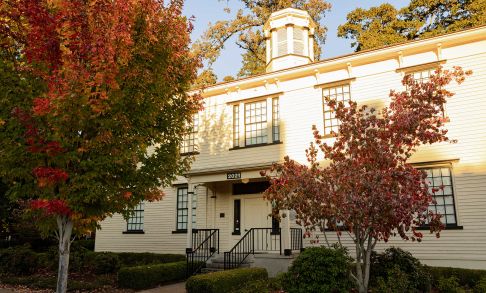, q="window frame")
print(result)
[124,202,145,233]
[181,114,199,155]
[175,186,197,232]
[244,99,268,146]
[321,83,351,138]
[417,165,460,229]
[272,97,280,143]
